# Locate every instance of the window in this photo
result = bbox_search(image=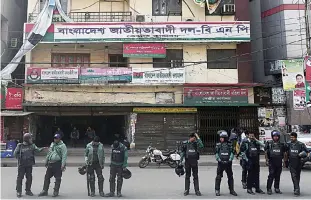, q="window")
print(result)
[1,17,9,45]
[205,0,234,15]
[153,49,183,68]
[51,53,90,67]
[207,49,237,69]
[152,0,182,16]
[109,54,128,67]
